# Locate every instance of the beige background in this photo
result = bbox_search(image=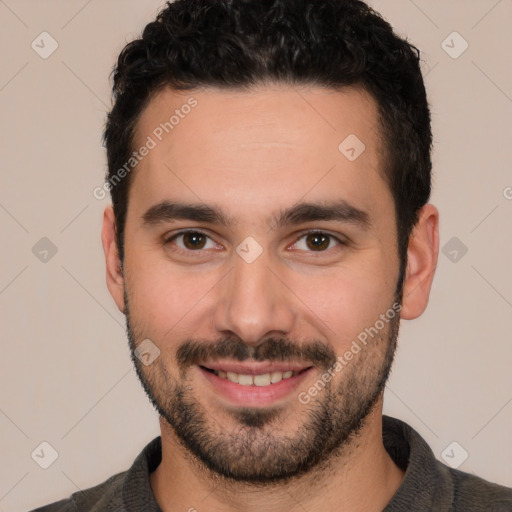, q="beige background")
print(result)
[1,1,511,510]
